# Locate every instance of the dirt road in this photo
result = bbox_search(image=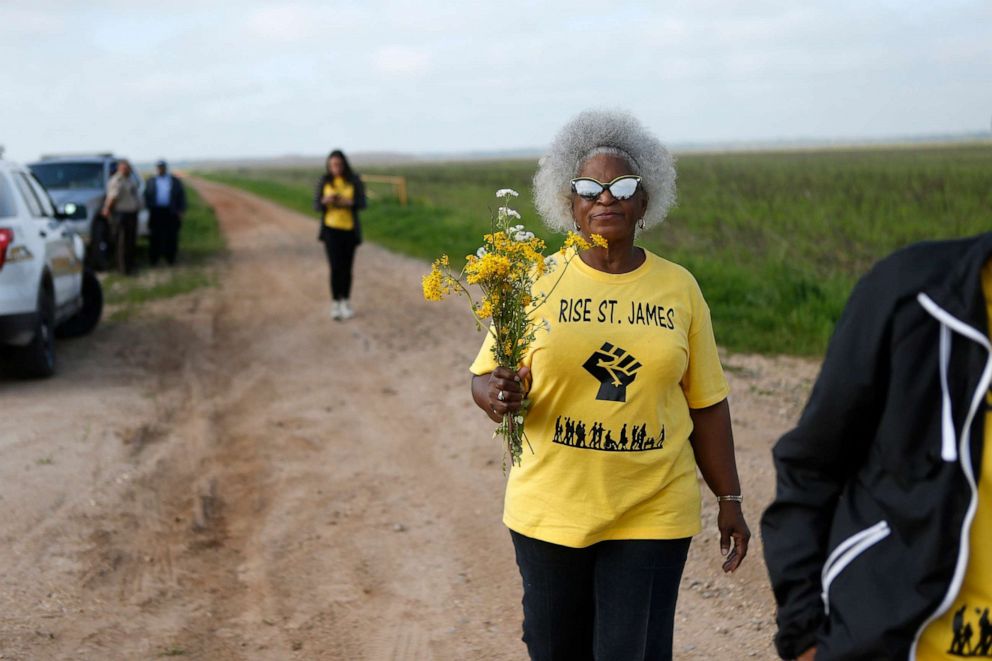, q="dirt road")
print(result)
[0,180,819,659]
